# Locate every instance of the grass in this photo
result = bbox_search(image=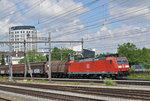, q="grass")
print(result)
[17,80,103,86]
[0,76,8,82]
[50,81,104,86]
[34,79,49,83]
[128,72,150,79]
[104,78,117,86]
